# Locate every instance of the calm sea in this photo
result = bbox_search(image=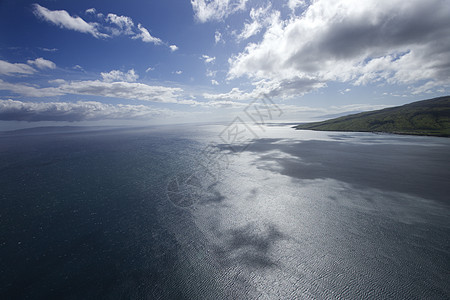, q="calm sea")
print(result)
[0,124,449,299]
